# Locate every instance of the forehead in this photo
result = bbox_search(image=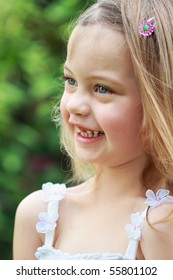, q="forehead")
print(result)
[66,25,134,76]
[67,25,127,60]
